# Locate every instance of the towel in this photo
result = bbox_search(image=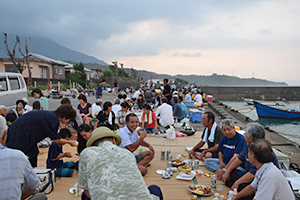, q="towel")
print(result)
[144,111,153,125]
[202,122,217,143]
[108,111,113,125]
